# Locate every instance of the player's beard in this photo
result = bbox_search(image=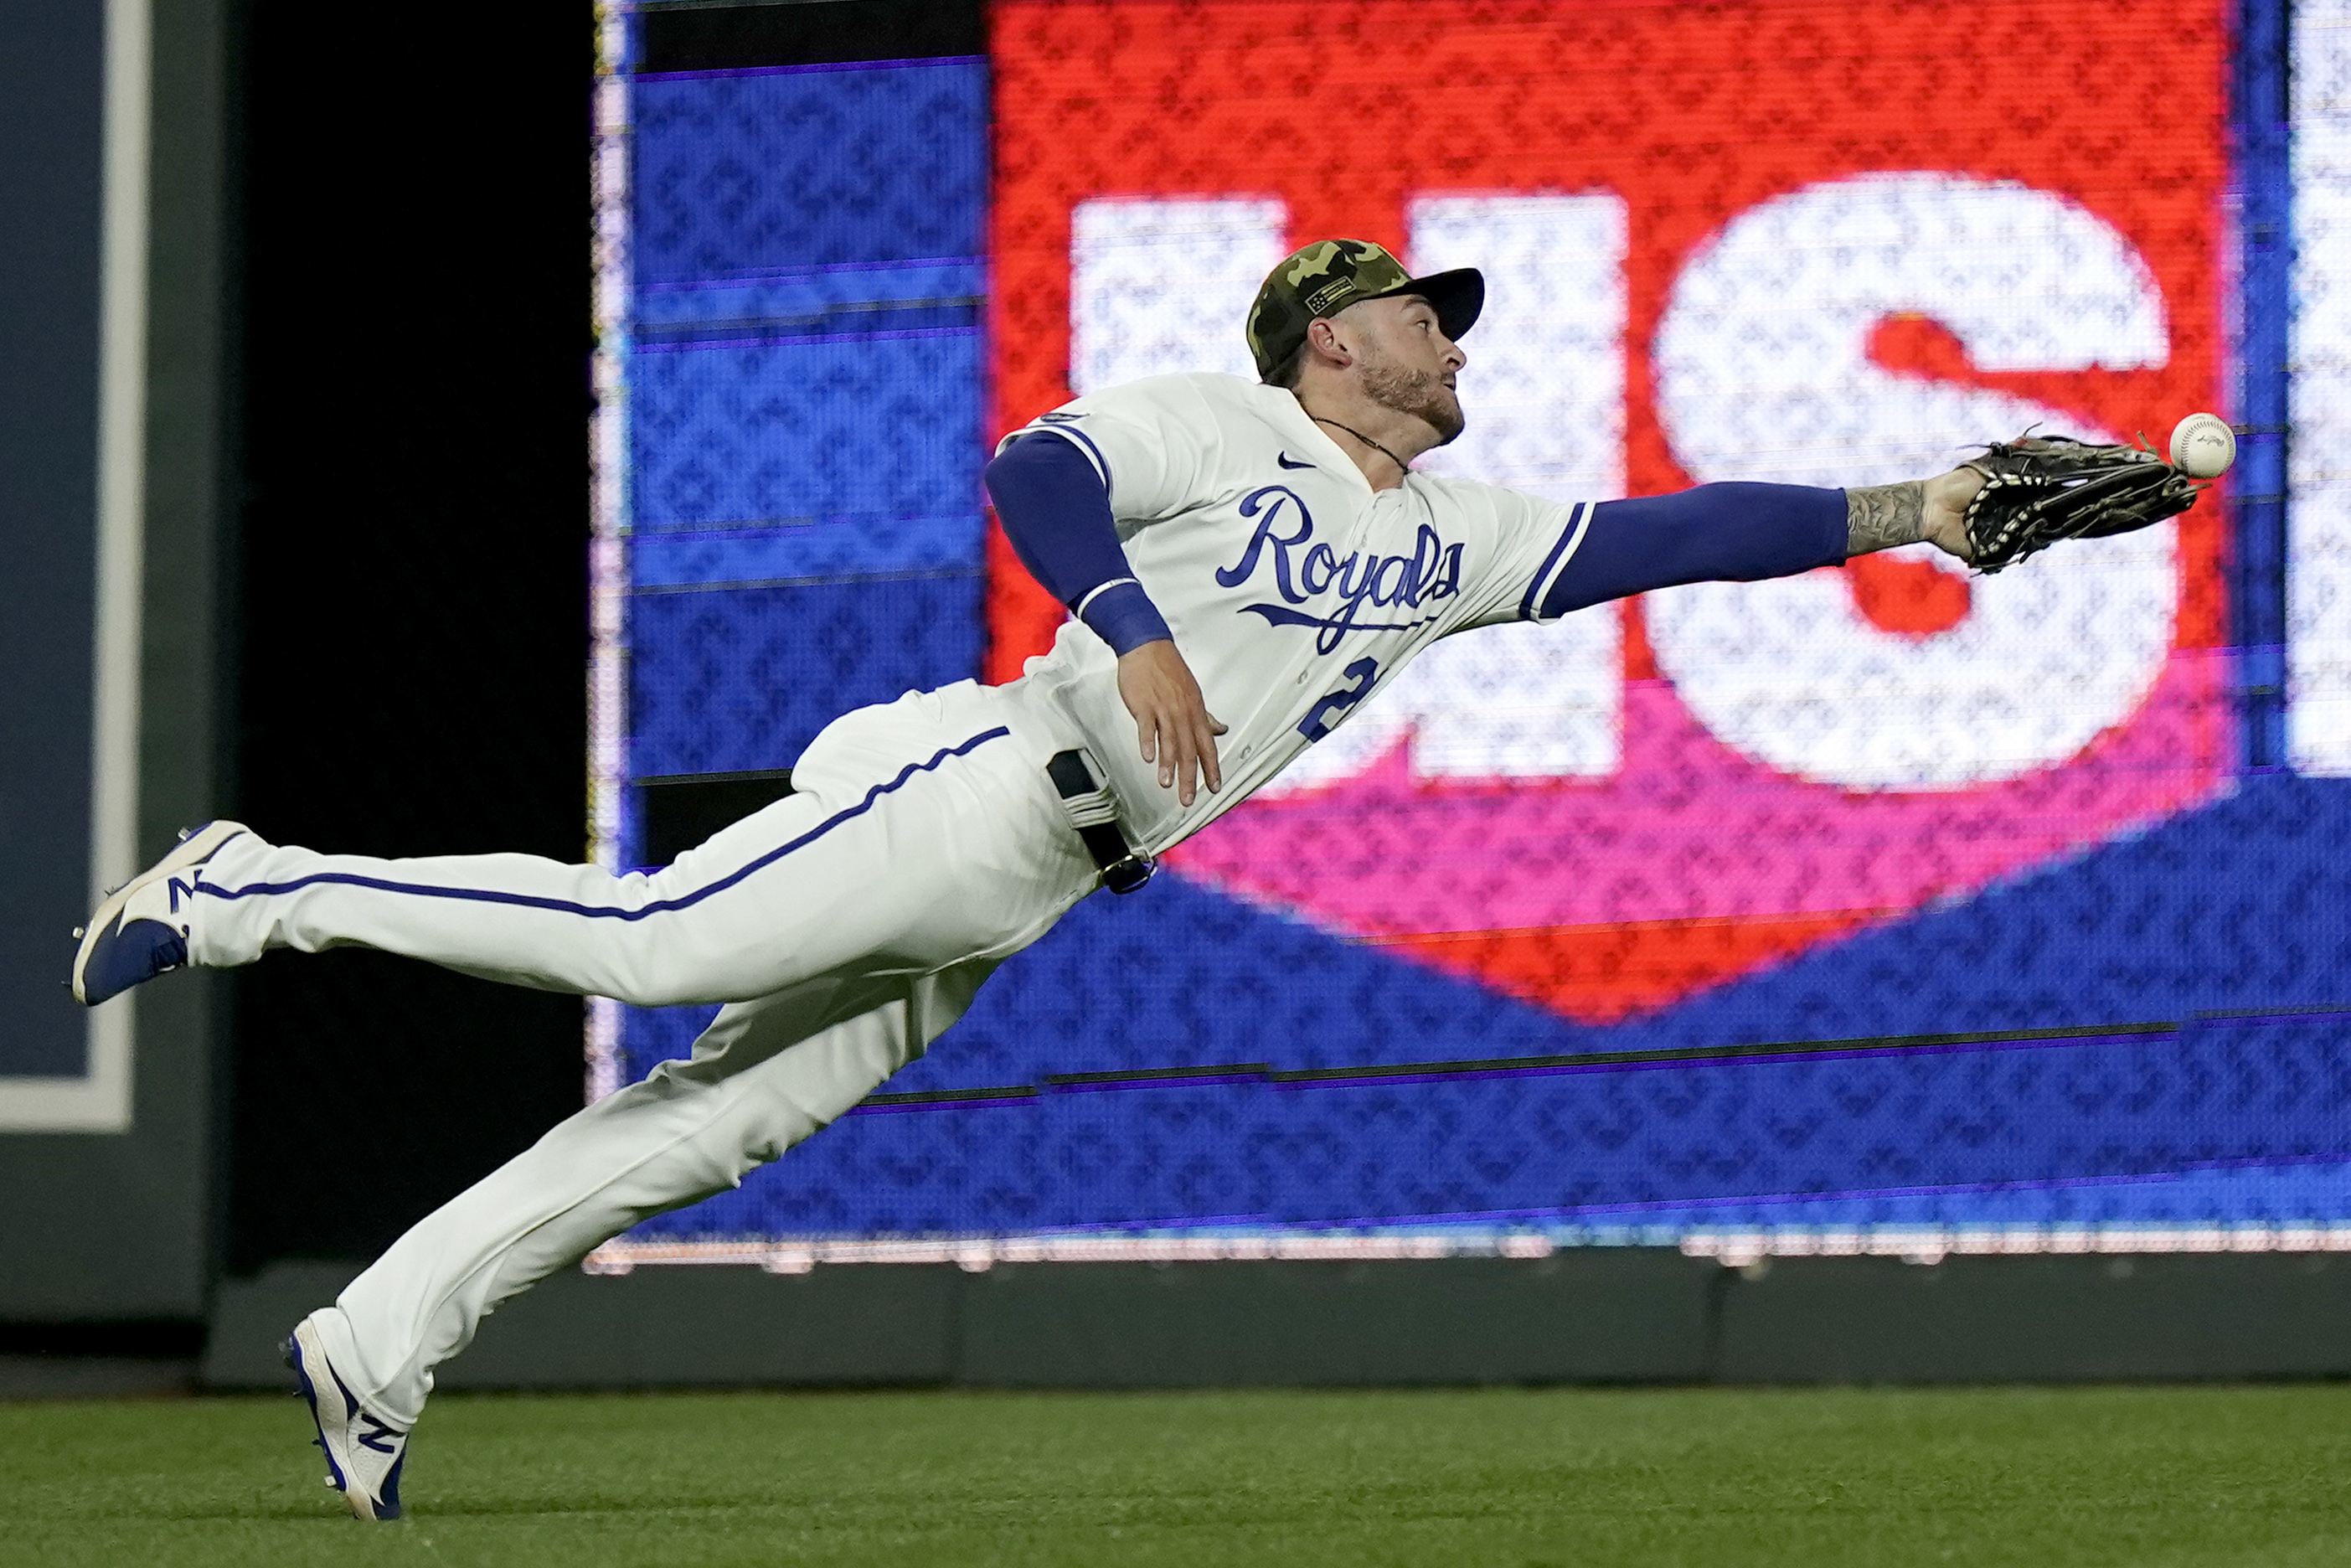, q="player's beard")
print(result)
[1360,353,1465,446]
